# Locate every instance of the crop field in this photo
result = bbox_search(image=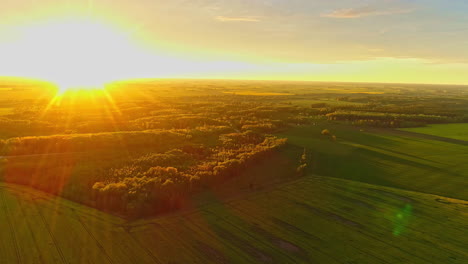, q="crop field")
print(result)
[278,124,468,201]
[400,123,468,141]
[0,174,466,264]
